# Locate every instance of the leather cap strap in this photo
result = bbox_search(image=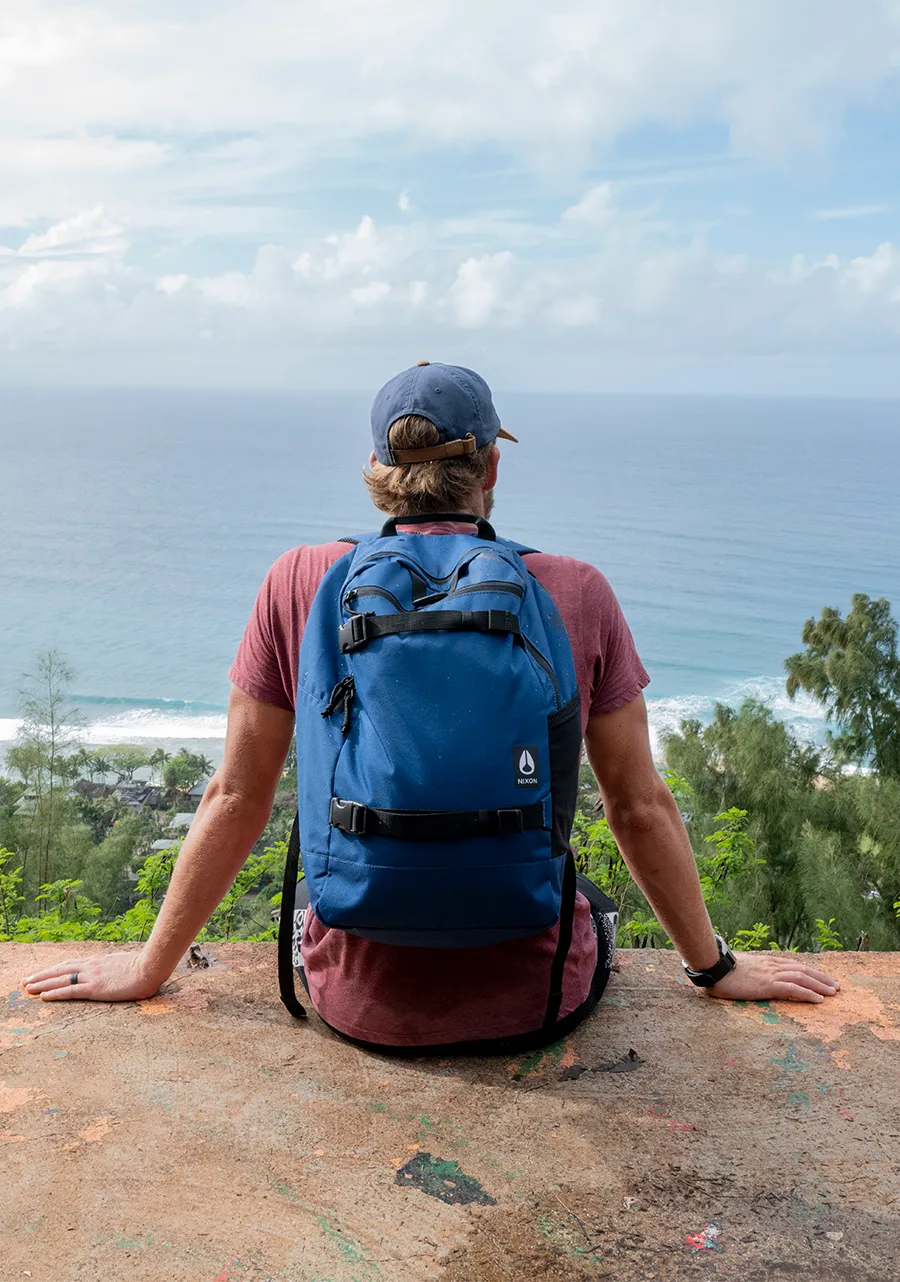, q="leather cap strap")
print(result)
[391,426,518,463]
[392,434,478,463]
